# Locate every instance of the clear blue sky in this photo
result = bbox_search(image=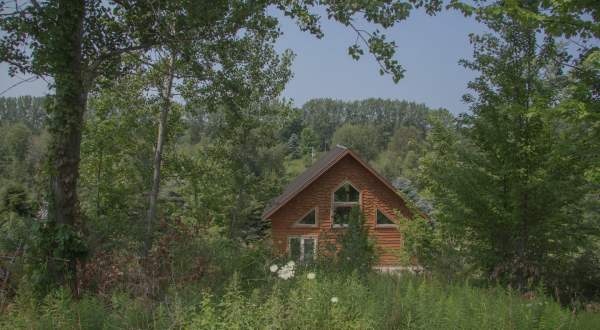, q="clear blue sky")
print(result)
[0,8,486,115]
